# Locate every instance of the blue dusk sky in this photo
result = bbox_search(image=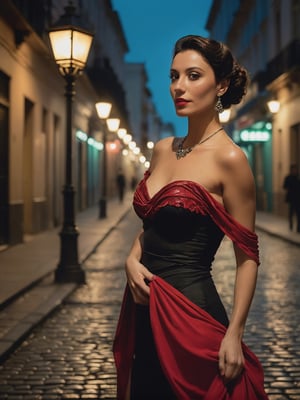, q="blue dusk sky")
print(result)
[111,0,213,137]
